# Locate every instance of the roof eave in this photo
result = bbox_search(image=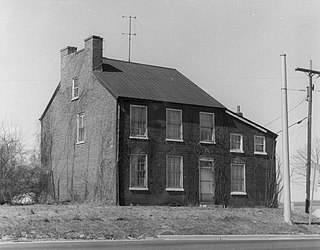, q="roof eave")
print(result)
[226,109,278,138]
[39,82,61,121]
